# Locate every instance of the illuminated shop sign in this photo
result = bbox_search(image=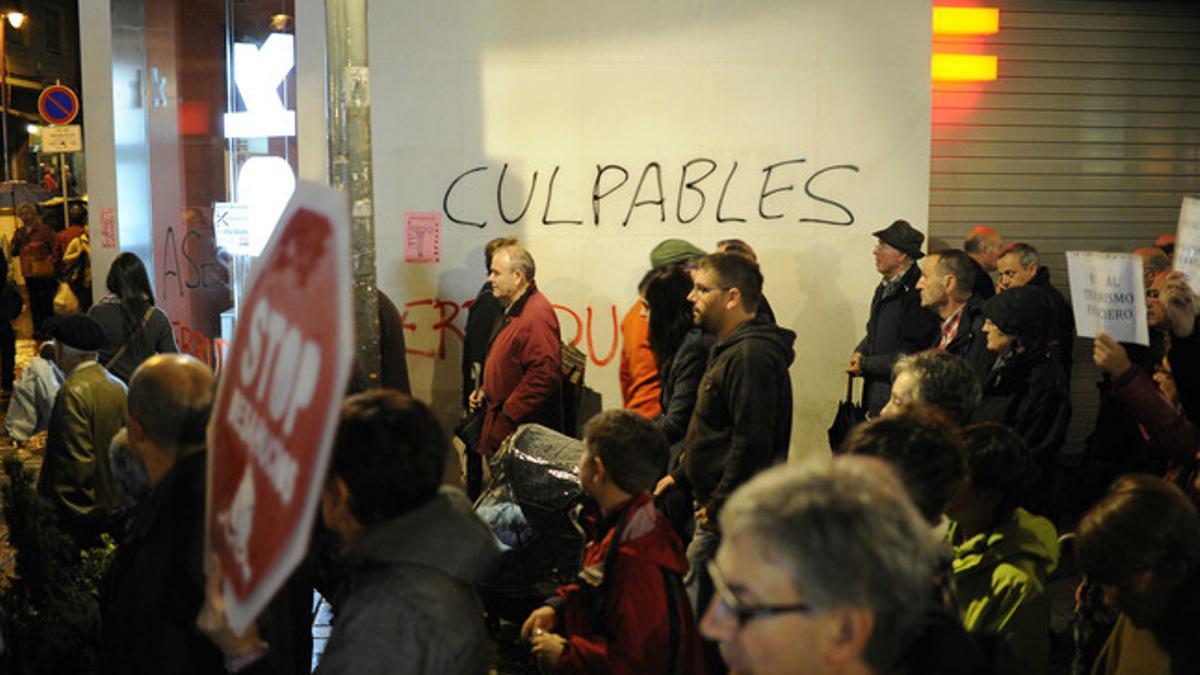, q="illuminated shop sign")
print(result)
[224,33,296,138]
[222,32,297,257]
